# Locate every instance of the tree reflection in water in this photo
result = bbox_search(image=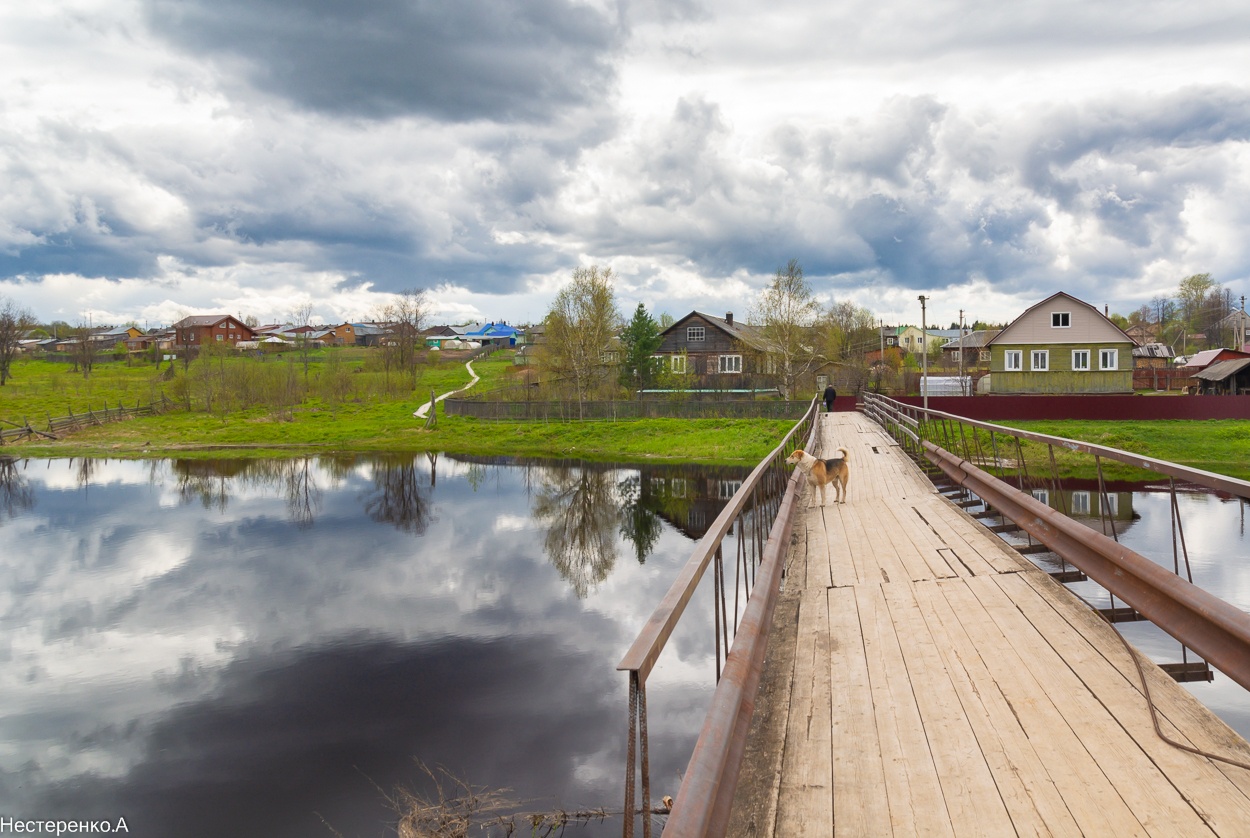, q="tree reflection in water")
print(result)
[363,454,433,535]
[0,457,33,519]
[170,459,323,525]
[618,474,662,564]
[532,466,620,598]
